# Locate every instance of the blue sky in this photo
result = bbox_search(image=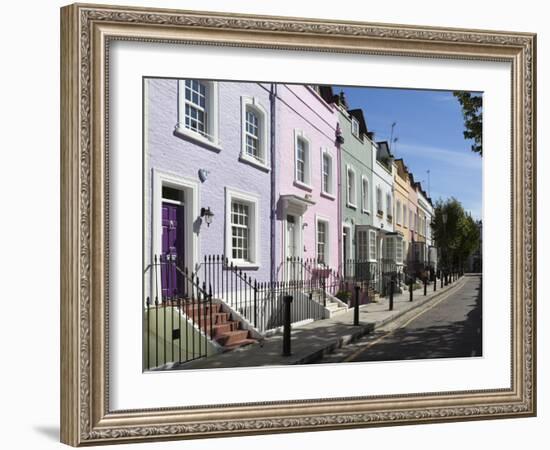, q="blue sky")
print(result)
[334,86,482,220]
